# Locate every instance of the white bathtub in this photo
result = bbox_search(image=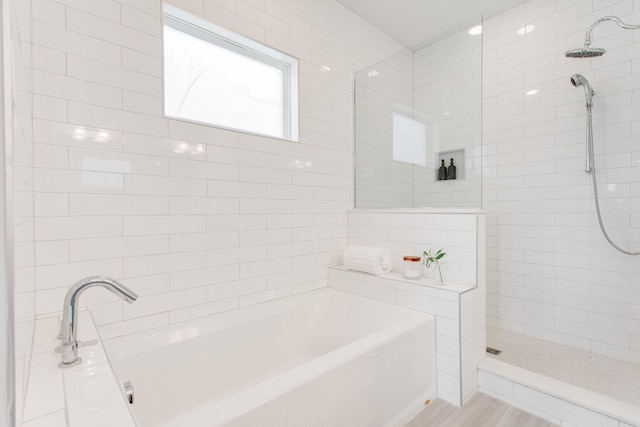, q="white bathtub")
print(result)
[104,288,436,427]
